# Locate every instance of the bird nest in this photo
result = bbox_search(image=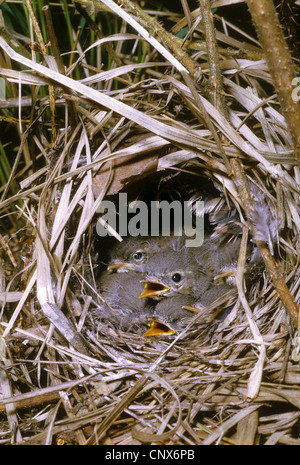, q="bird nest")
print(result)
[1,0,300,445]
